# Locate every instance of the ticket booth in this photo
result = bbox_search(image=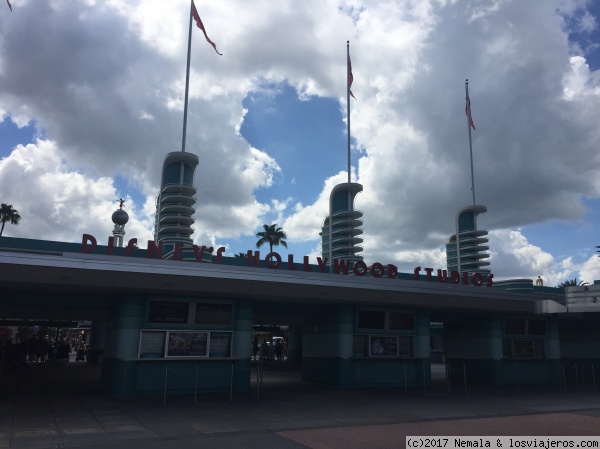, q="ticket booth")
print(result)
[444,314,561,386]
[101,296,253,397]
[302,305,431,389]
